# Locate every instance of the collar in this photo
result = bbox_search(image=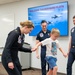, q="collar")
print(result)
[41,30,48,34]
[16,27,21,35]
